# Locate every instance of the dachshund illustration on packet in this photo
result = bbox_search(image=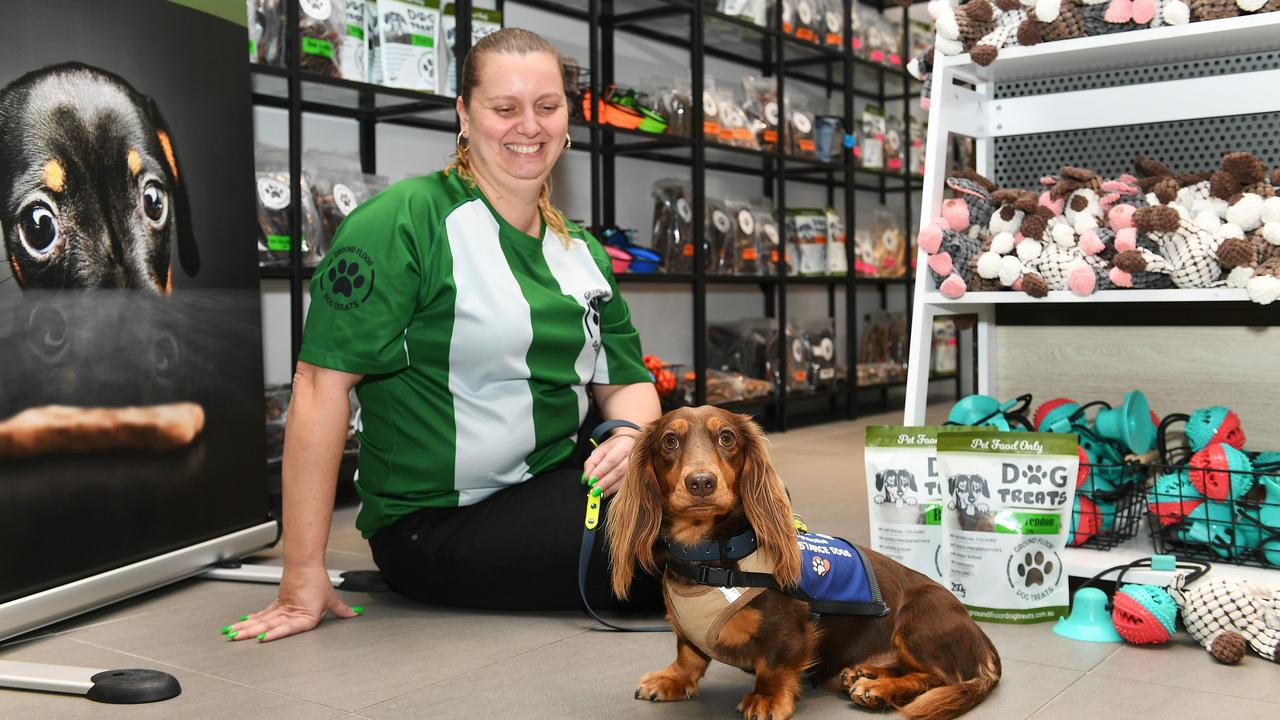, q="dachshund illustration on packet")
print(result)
[0,62,199,292]
[948,474,995,532]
